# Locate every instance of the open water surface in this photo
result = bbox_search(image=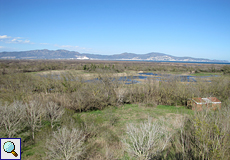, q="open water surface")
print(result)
[39,72,218,84]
